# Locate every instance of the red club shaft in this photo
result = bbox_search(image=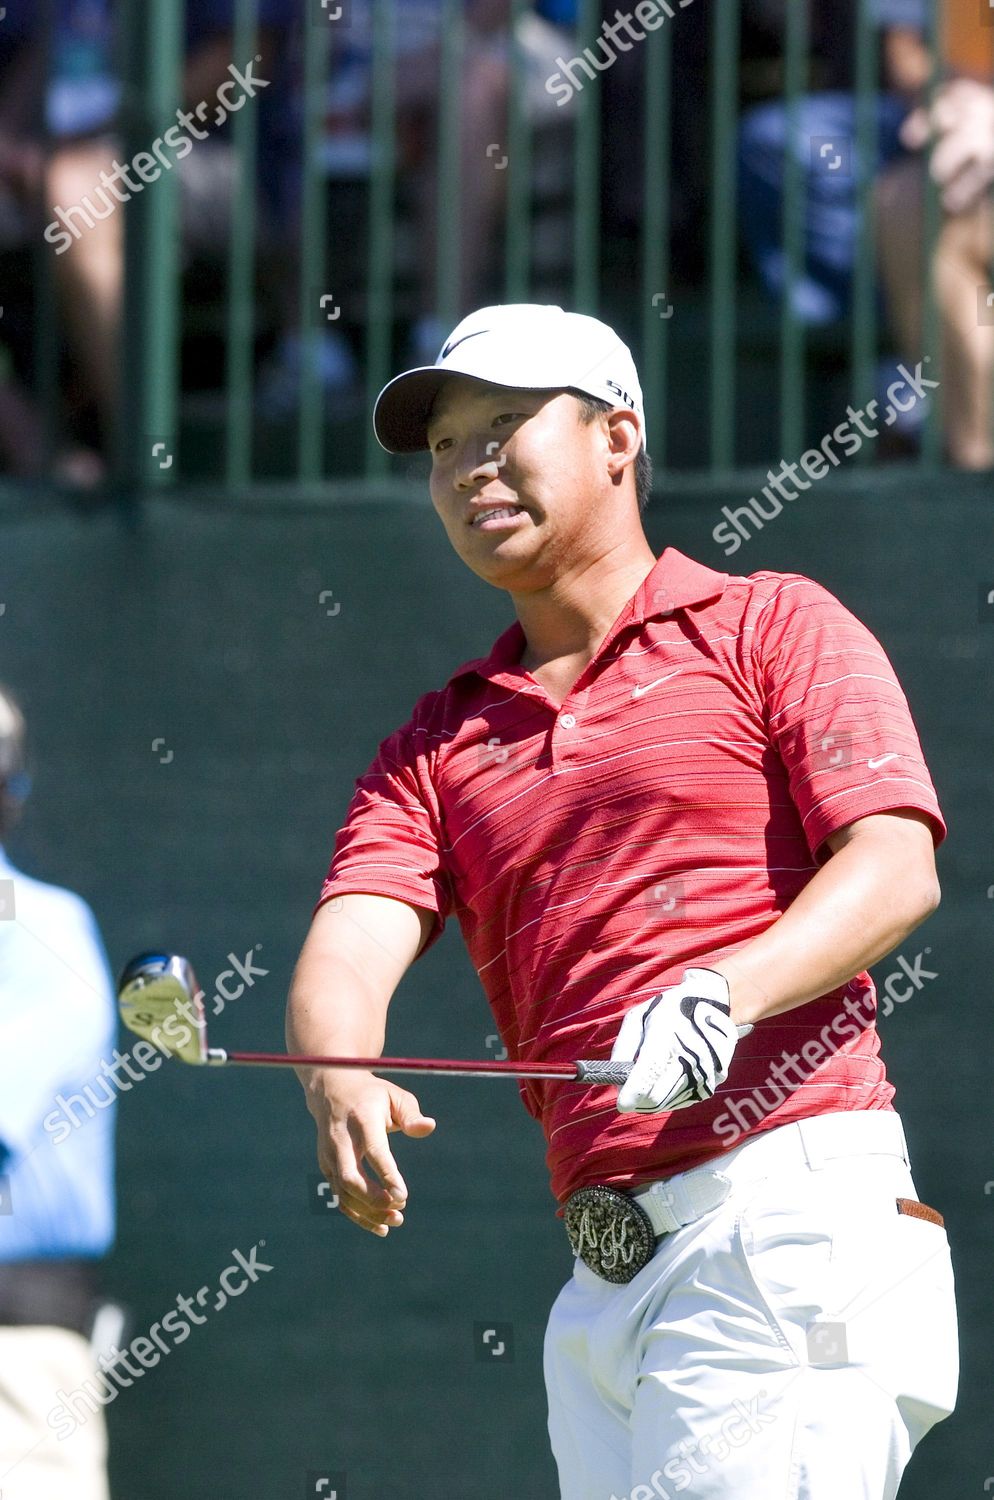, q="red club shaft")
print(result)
[222,1050,578,1079]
